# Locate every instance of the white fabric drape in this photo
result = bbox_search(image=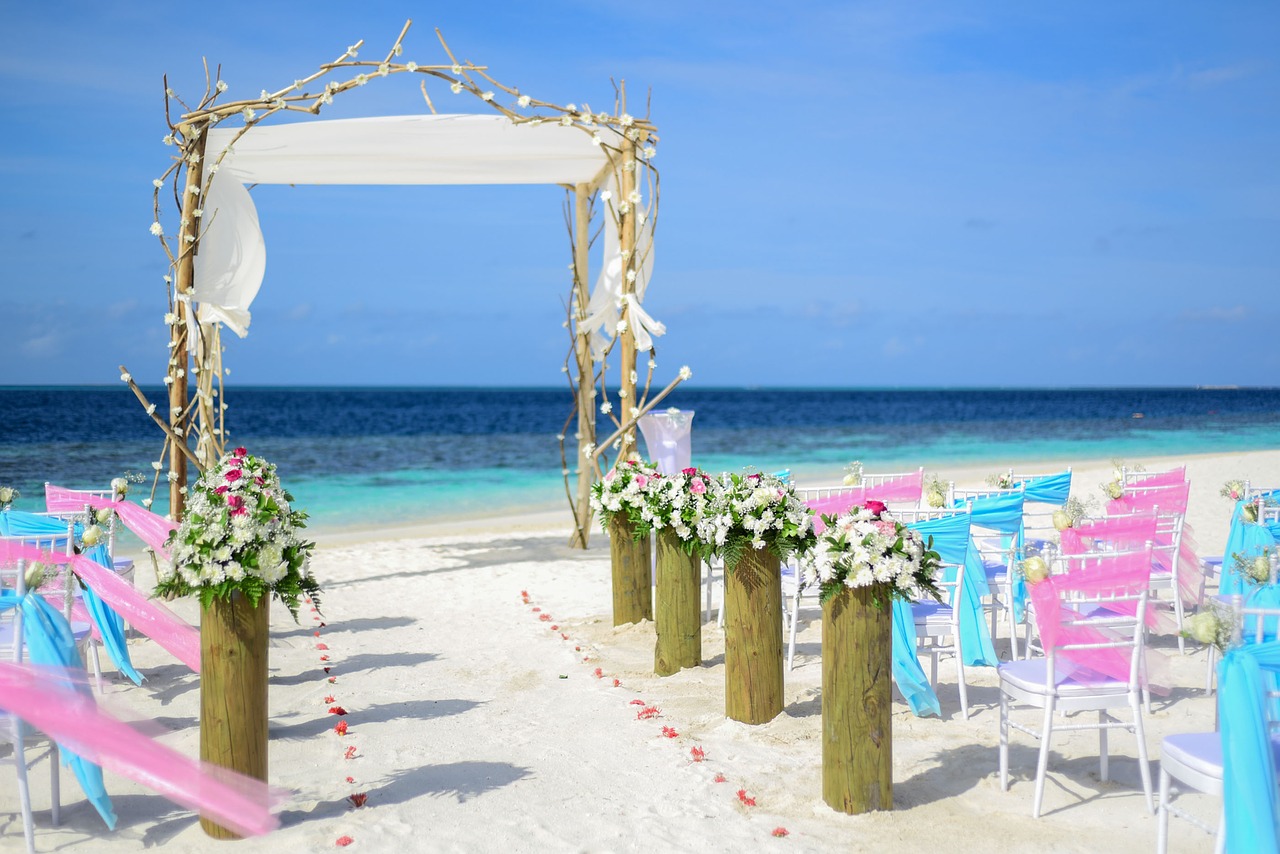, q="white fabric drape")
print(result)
[191,172,266,337]
[581,175,660,359]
